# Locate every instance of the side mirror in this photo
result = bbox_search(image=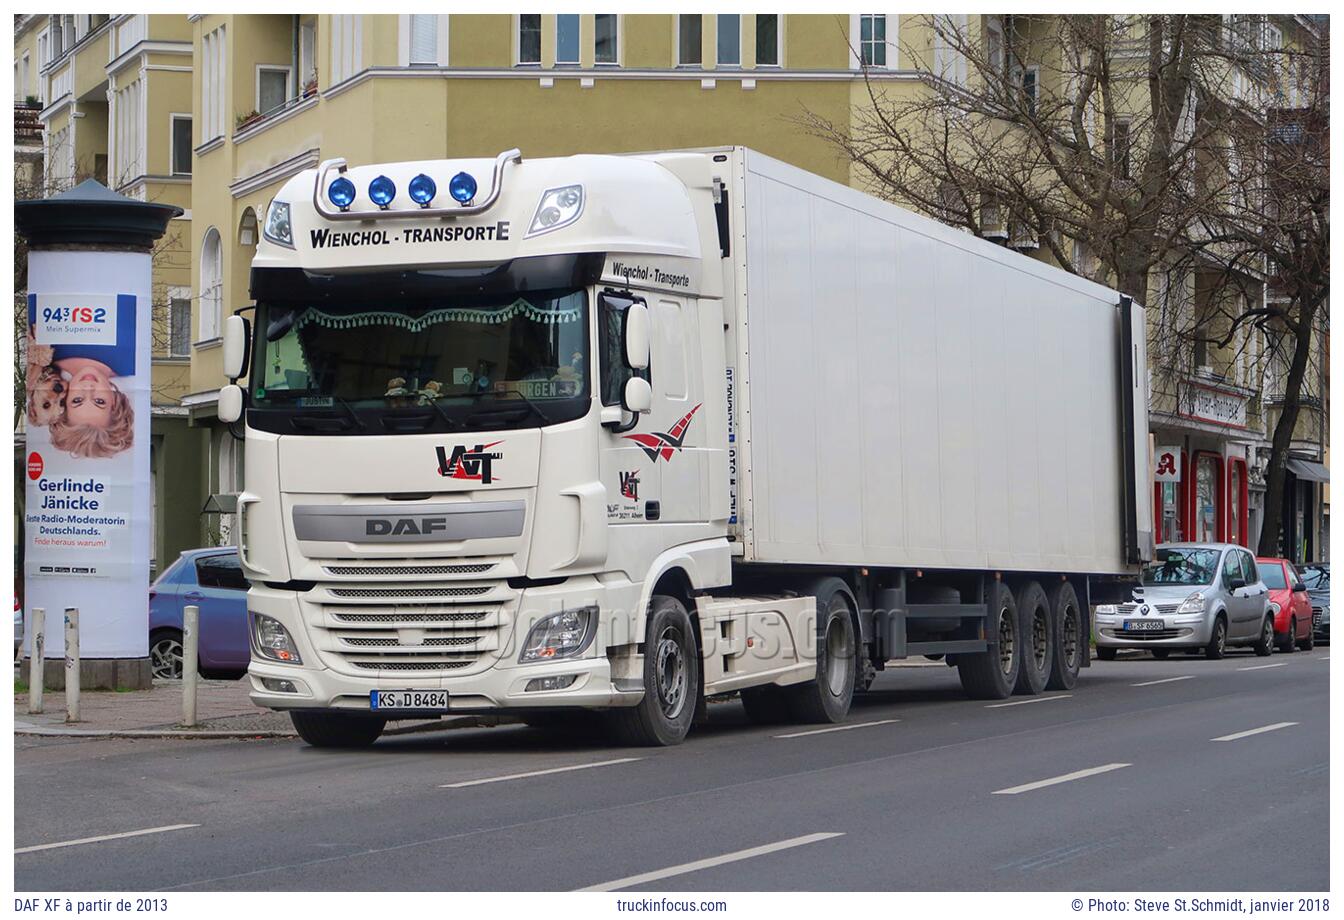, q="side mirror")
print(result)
[623,302,650,371]
[218,383,244,424]
[1293,582,1307,593]
[223,314,251,380]
[1227,577,1247,593]
[622,376,652,414]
